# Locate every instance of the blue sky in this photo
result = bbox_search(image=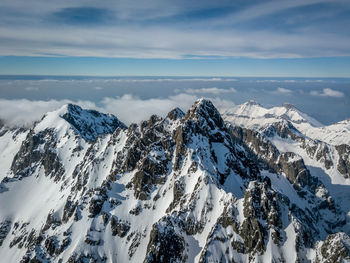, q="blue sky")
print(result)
[1,0,350,76]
